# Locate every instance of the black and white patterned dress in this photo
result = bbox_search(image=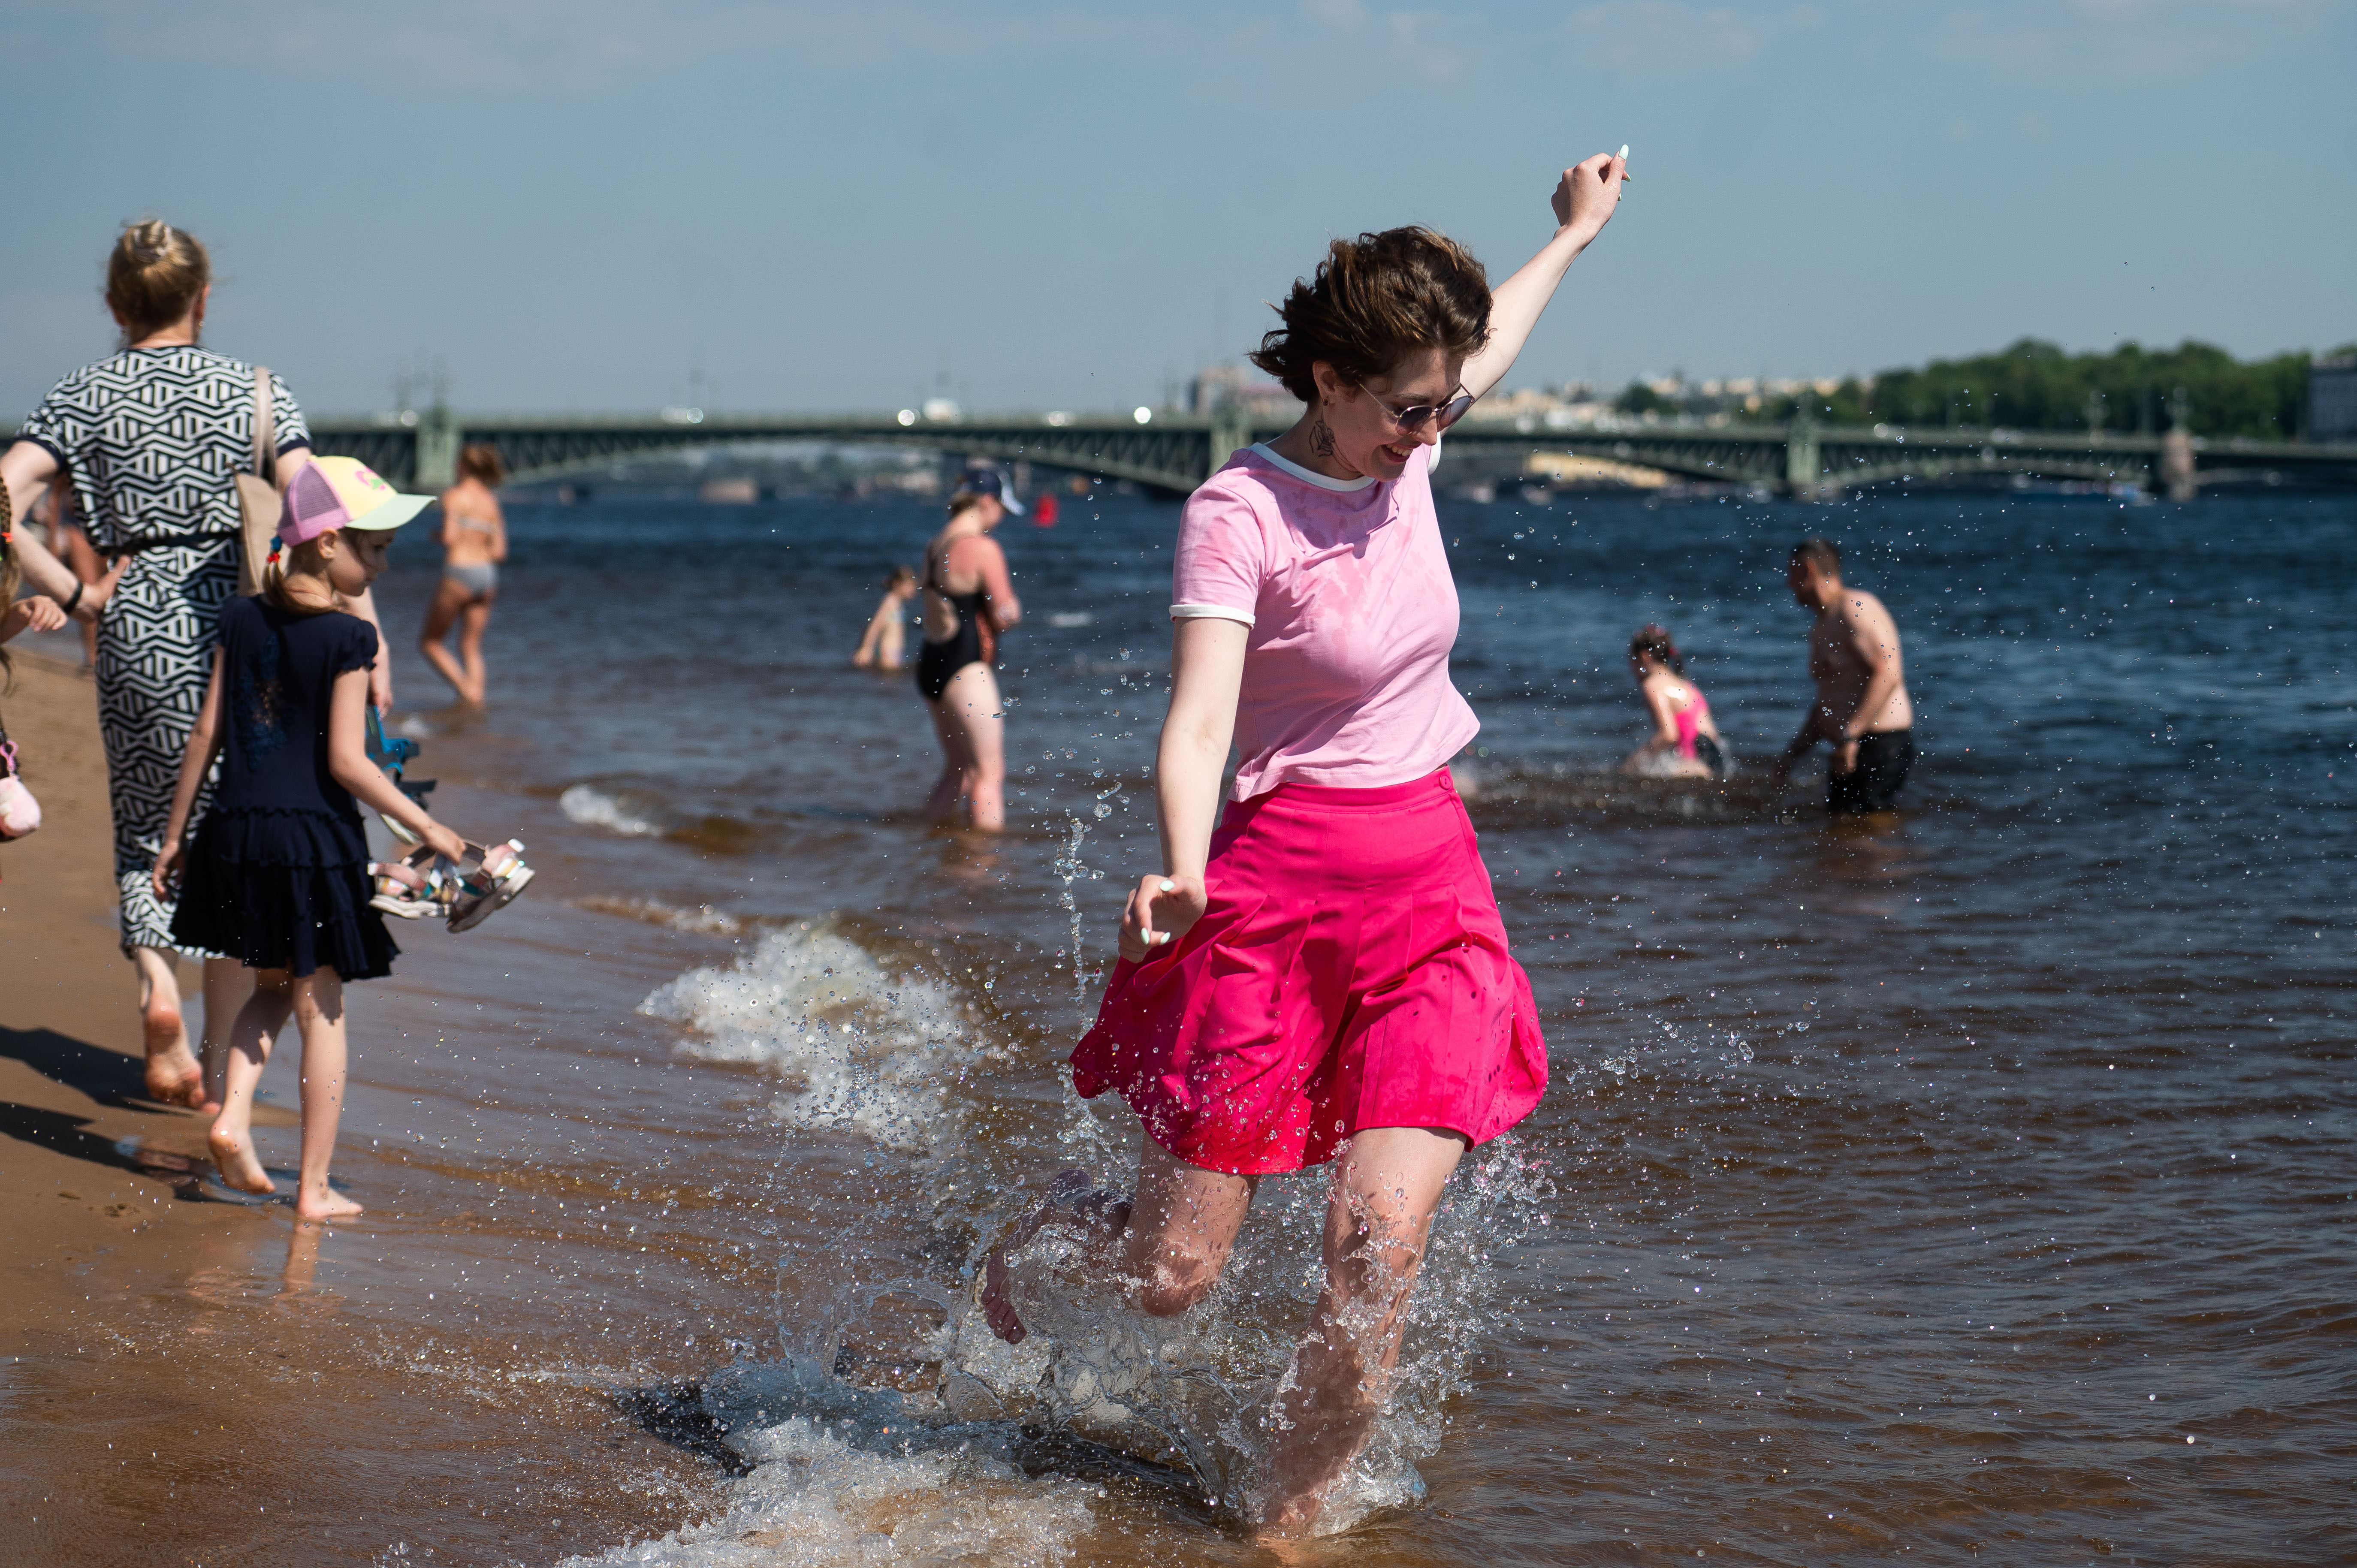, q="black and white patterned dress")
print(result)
[11,346,311,954]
